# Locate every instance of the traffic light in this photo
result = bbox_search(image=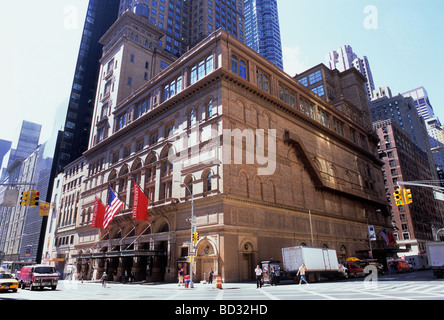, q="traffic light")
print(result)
[403,189,413,205]
[29,190,40,207]
[20,191,30,206]
[393,189,405,206]
[192,232,199,242]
